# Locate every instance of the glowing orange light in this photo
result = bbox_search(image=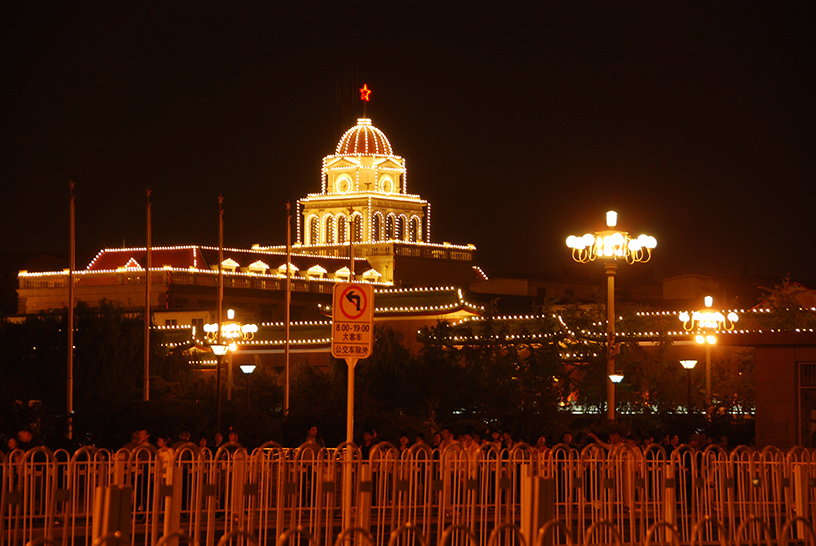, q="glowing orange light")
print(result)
[359,84,371,102]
